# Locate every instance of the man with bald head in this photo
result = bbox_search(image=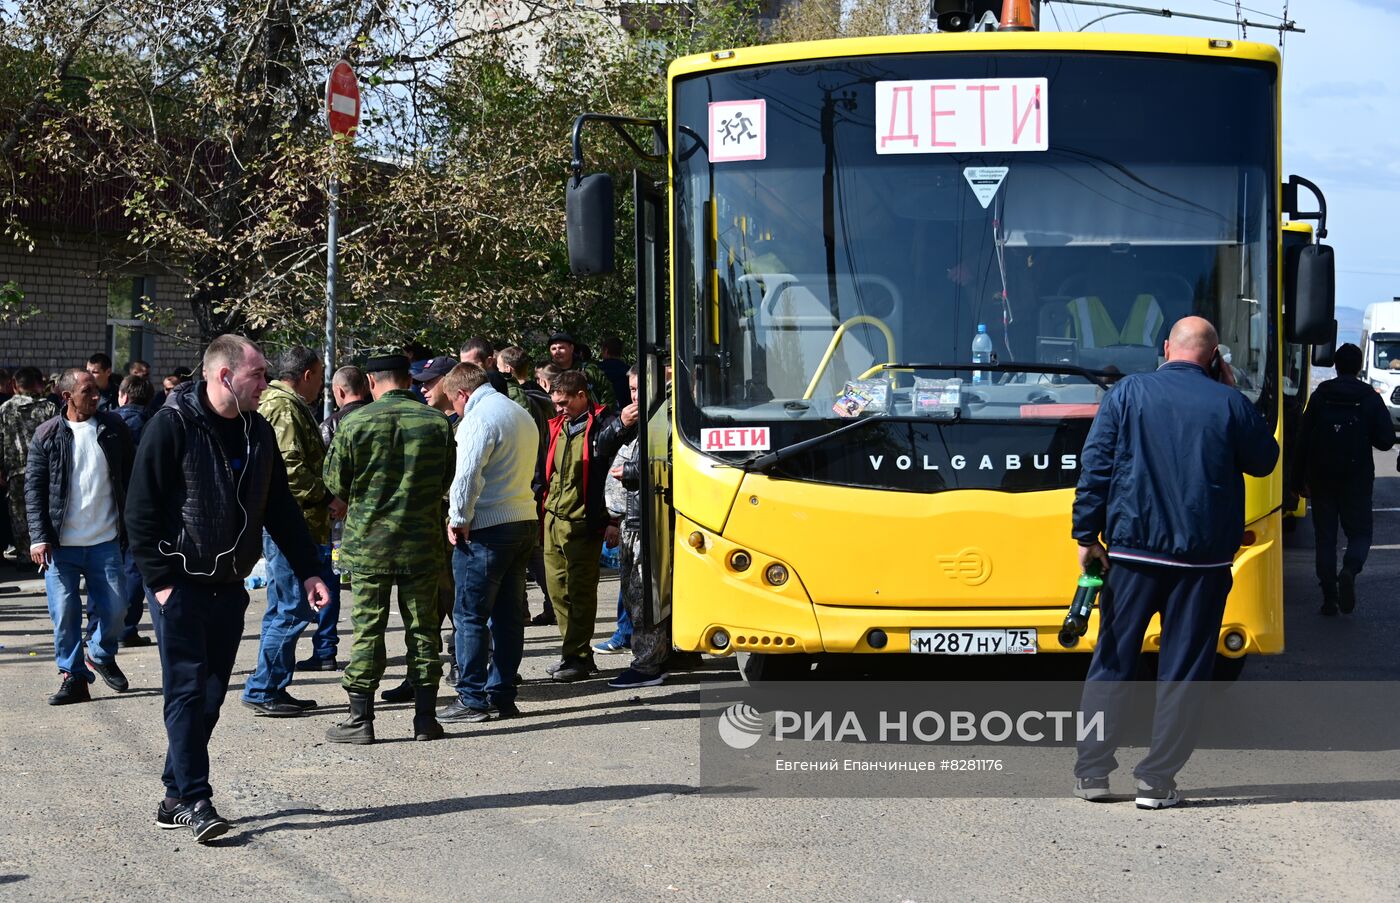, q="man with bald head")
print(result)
[1070,316,1277,810]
